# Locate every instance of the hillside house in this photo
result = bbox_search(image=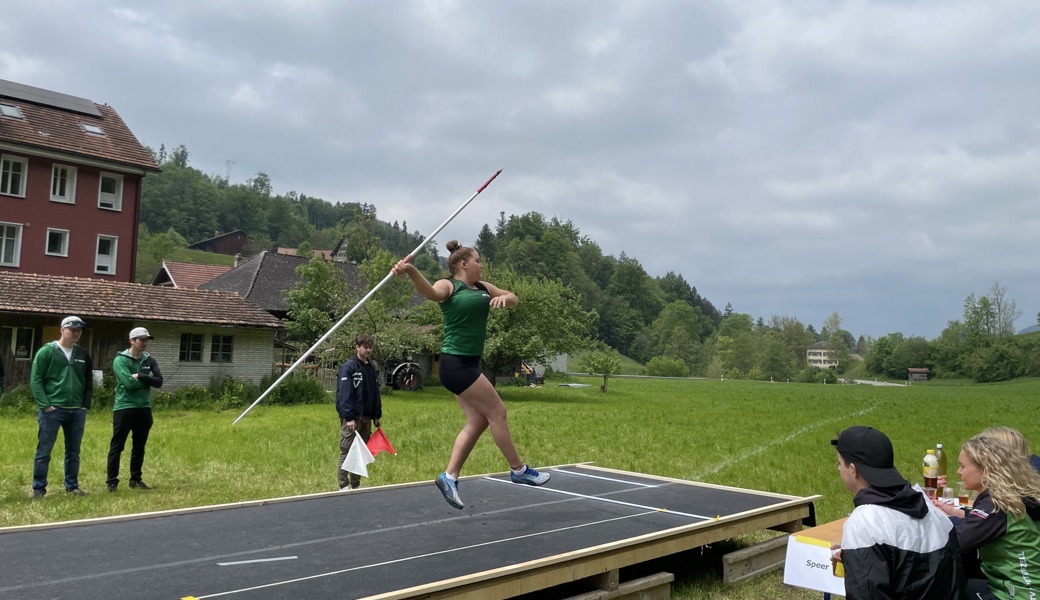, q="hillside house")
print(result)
[806,341,839,369]
[0,79,159,281]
